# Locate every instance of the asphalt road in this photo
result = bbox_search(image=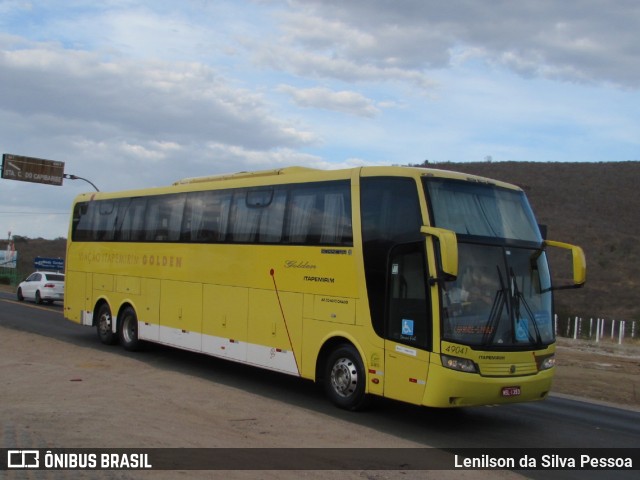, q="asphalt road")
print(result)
[1,290,638,479]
